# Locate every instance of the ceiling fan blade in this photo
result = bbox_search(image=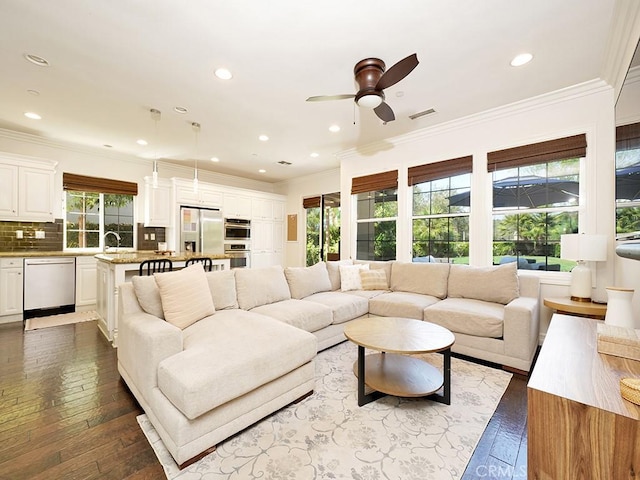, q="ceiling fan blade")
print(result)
[375,53,419,90]
[306,94,356,102]
[374,101,395,122]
